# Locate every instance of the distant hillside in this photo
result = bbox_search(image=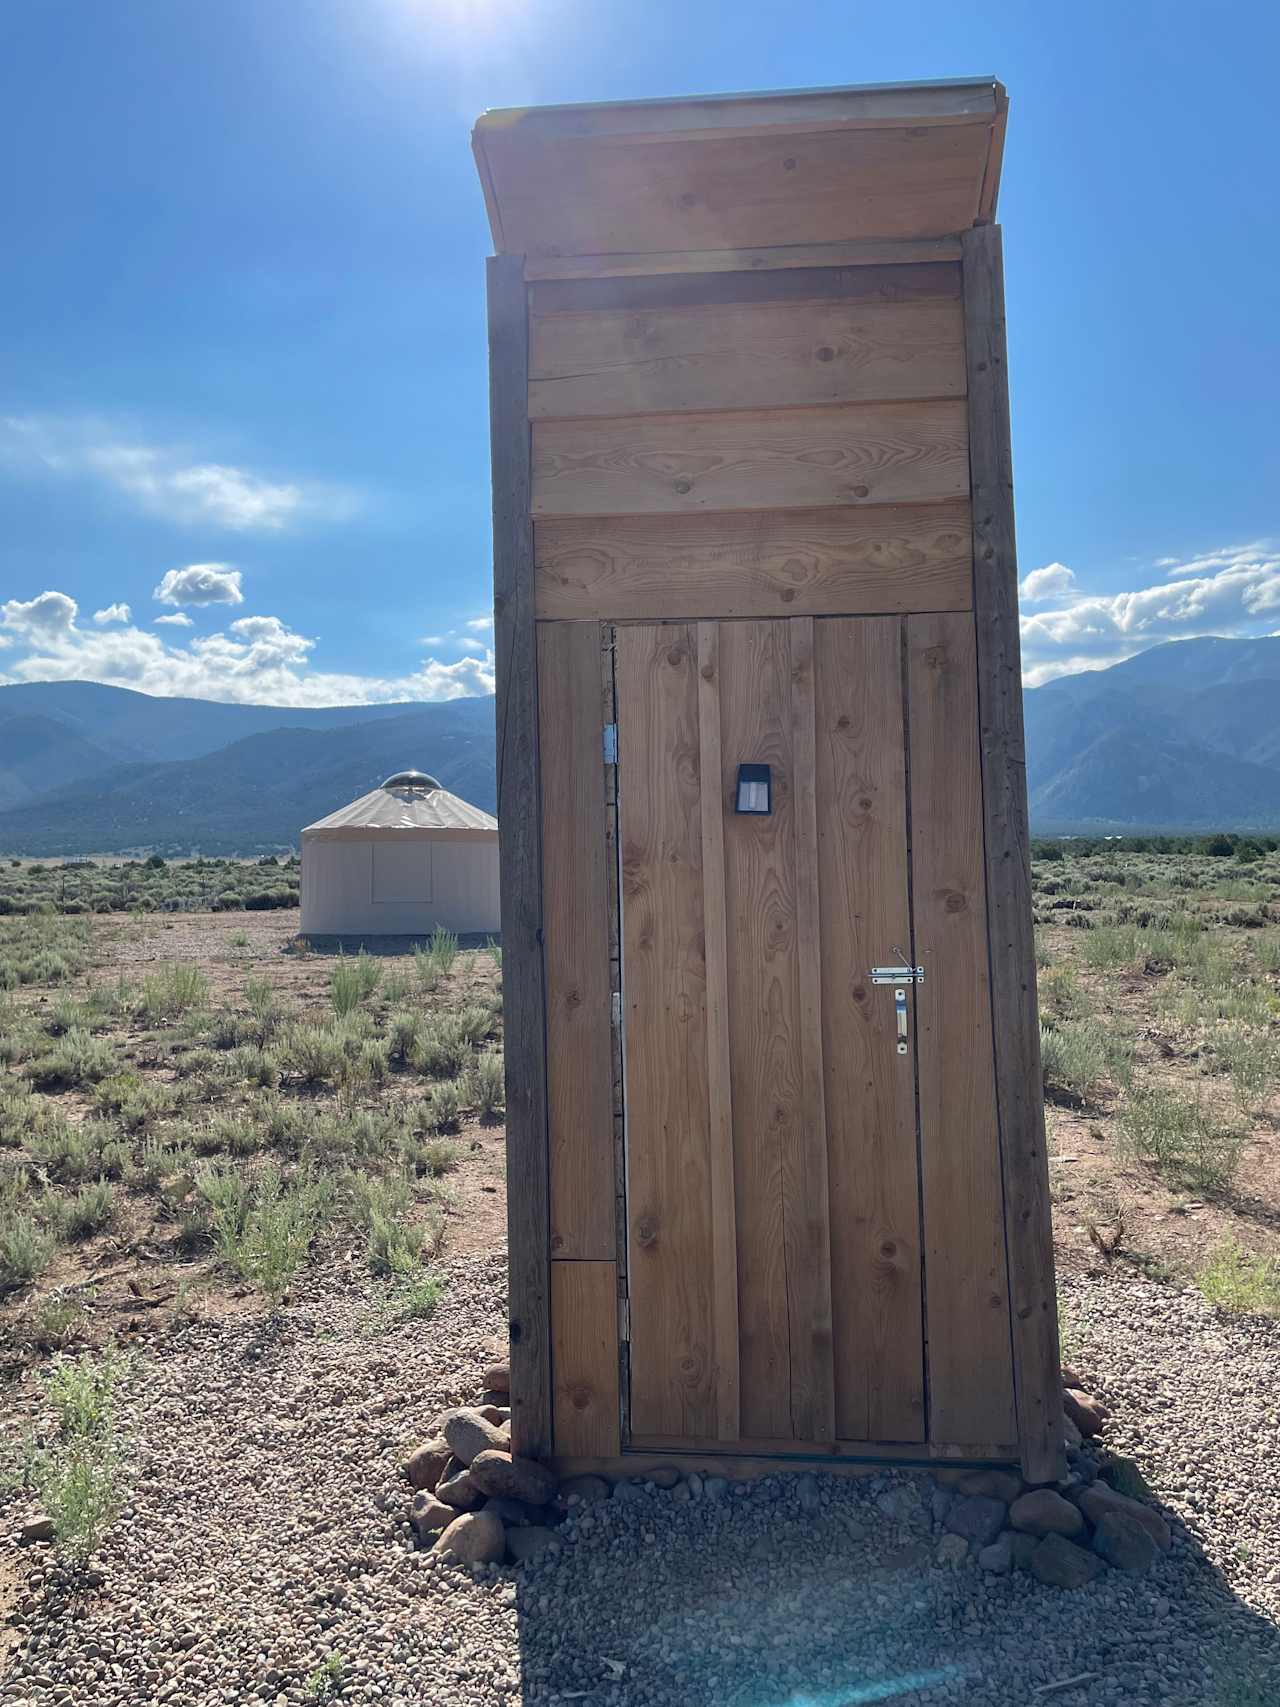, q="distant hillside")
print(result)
[0,713,123,810]
[0,699,495,856]
[1026,636,1280,833]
